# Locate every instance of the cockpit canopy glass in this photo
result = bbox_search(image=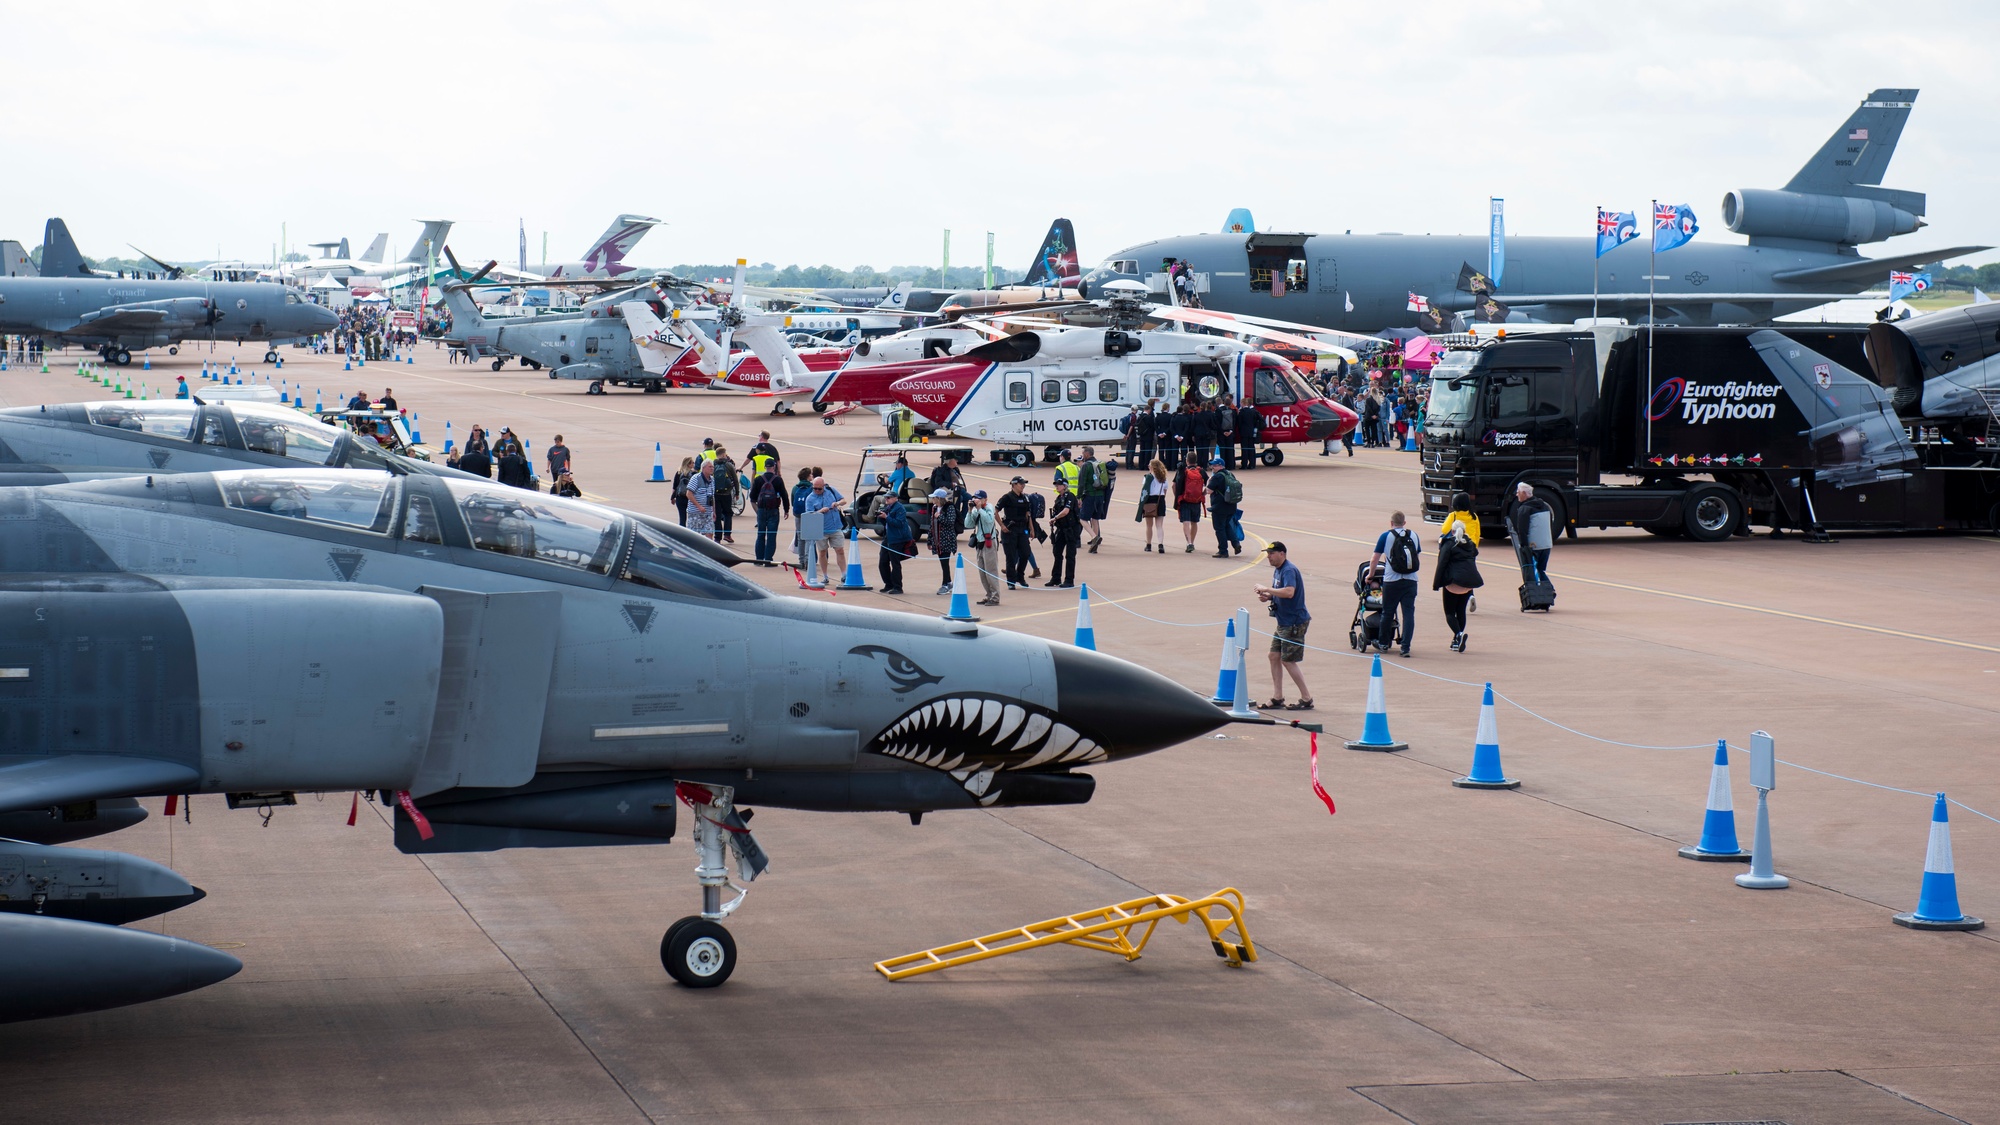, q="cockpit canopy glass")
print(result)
[218,470,395,533]
[624,520,764,600]
[442,479,621,574]
[85,402,197,441]
[229,402,346,466]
